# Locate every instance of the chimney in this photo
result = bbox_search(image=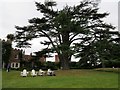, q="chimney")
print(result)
[55,55,59,63]
[30,53,32,56]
